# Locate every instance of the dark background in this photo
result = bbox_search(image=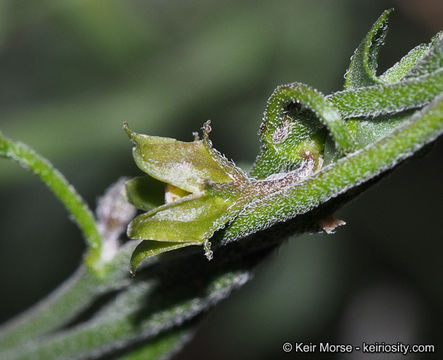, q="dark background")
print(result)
[0,1,442,359]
